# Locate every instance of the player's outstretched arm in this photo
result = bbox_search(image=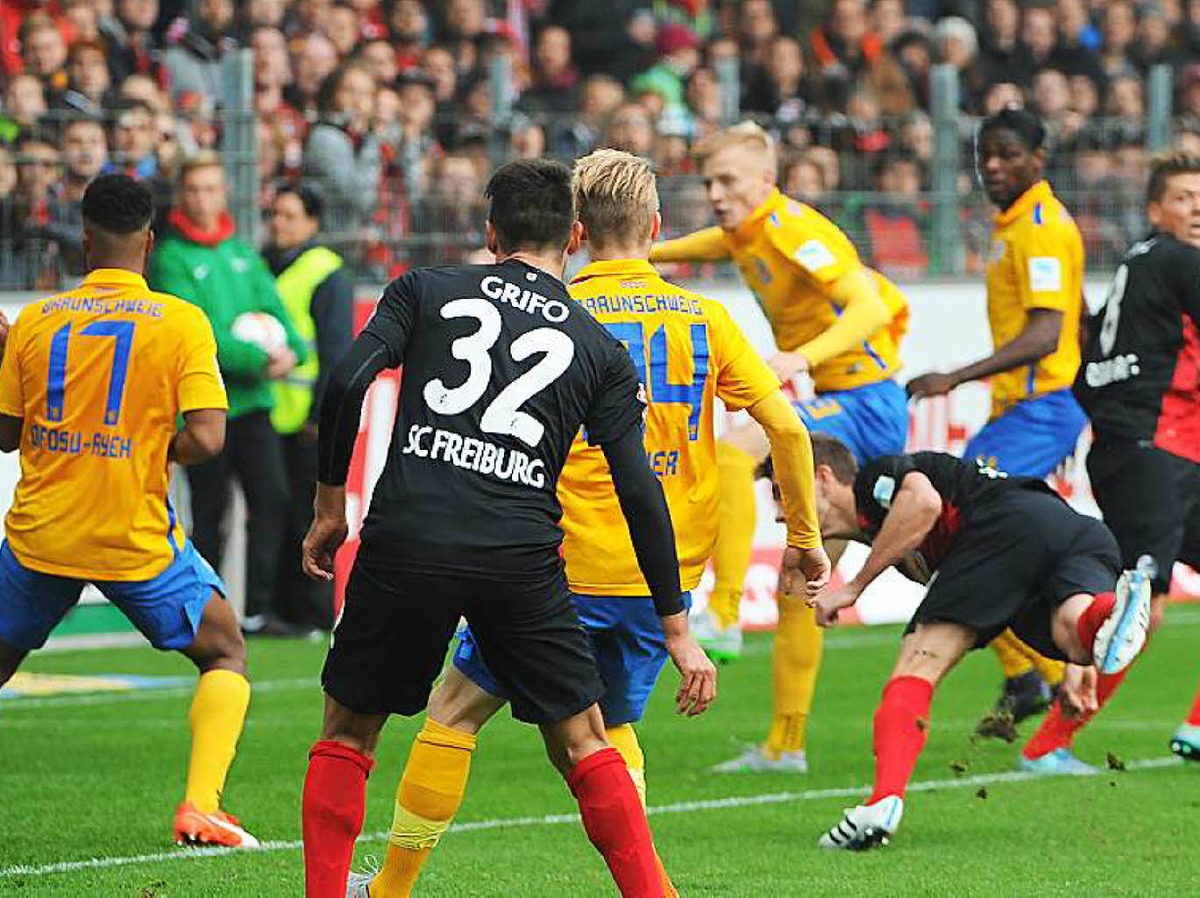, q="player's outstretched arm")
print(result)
[168,408,226,465]
[745,392,829,596]
[602,426,717,716]
[781,267,891,380]
[647,226,731,264]
[814,473,942,627]
[907,308,1063,399]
